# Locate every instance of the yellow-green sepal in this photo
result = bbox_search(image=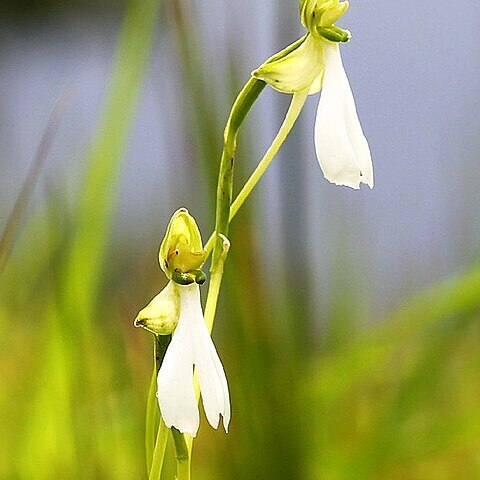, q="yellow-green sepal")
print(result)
[318,1,349,27]
[252,34,324,95]
[264,35,308,65]
[300,0,318,32]
[159,208,206,279]
[134,281,180,335]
